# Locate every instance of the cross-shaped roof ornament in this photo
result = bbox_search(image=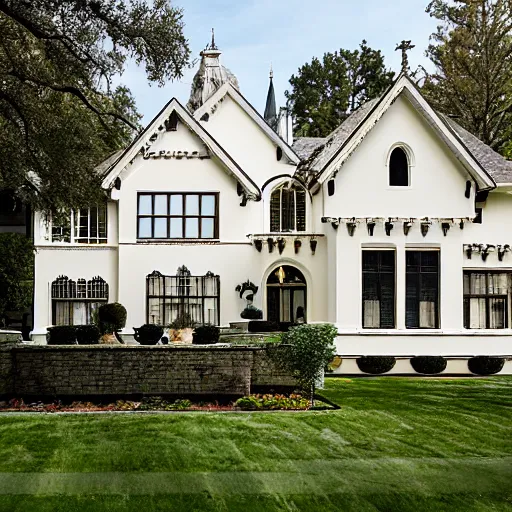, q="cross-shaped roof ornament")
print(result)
[395,40,415,74]
[205,28,218,51]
